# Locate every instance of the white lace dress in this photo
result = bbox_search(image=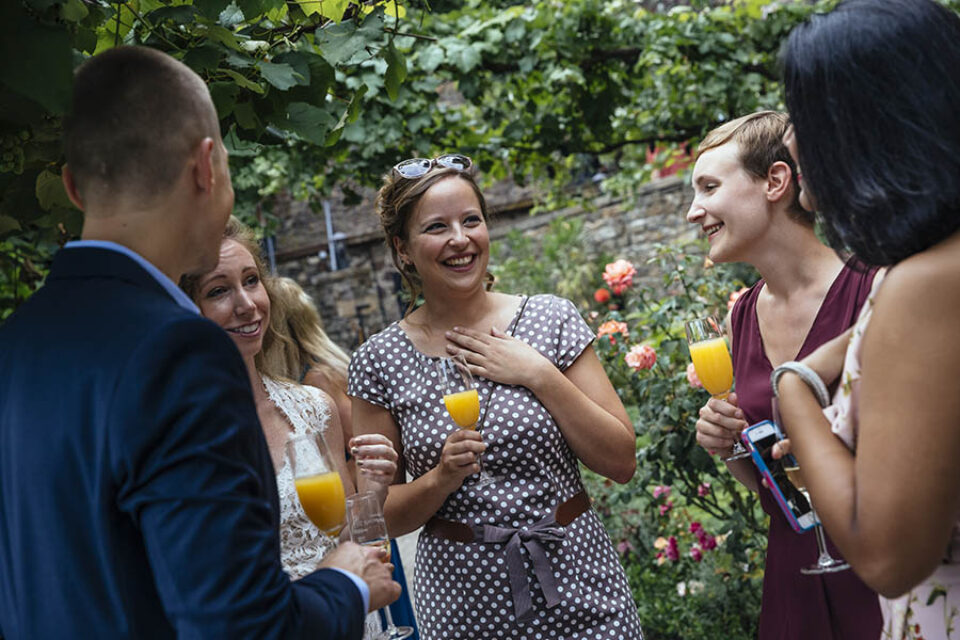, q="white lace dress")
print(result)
[264,376,382,639]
